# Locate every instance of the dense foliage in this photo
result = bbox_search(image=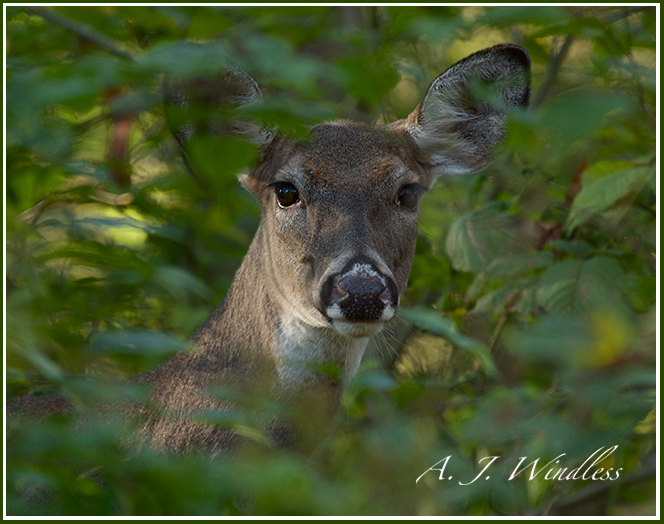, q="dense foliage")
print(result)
[5,6,657,516]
